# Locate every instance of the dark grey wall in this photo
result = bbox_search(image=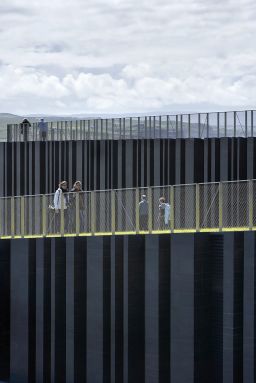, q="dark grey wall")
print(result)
[0,232,255,383]
[0,137,253,196]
